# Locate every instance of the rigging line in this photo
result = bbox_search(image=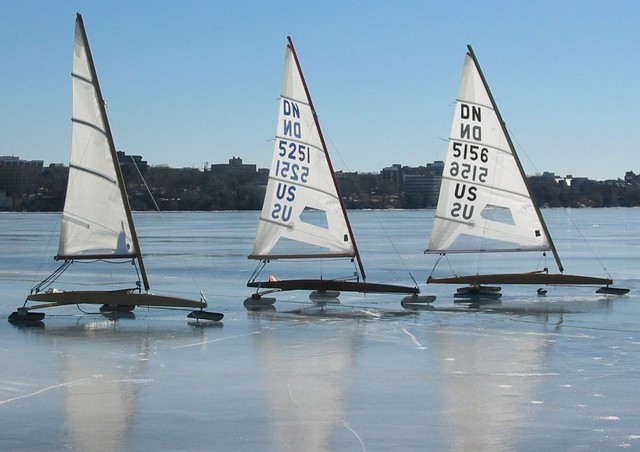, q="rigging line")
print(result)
[129,156,204,293]
[323,128,351,178]
[560,208,612,279]
[131,155,162,213]
[444,254,459,277]
[372,211,419,284]
[509,126,542,177]
[249,260,268,283]
[75,304,102,315]
[428,253,446,279]
[536,251,549,272]
[30,260,72,294]
[30,96,89,285]
[30,212,62,288]
[323,130,418,284]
